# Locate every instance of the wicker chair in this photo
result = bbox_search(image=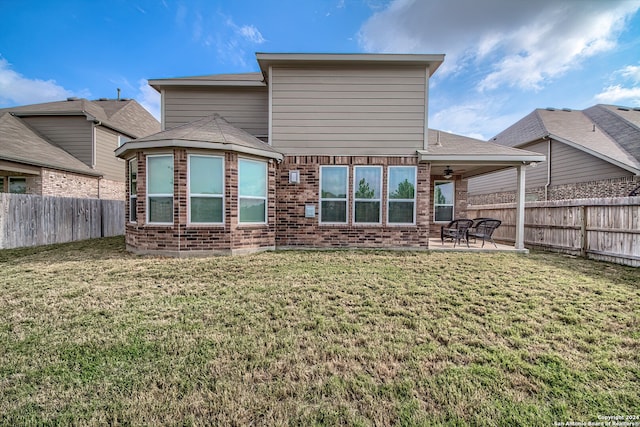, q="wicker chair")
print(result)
[441,219,474,247]
[466,219,502,248]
